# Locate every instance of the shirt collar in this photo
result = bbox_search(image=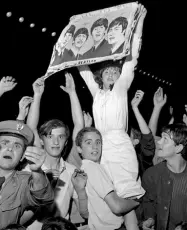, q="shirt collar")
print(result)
[42,157,66,173]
